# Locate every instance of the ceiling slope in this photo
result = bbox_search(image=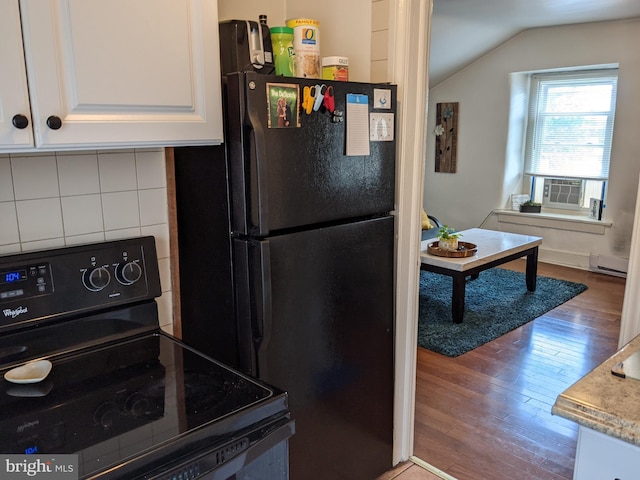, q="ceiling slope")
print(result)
[429,0,640,85]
